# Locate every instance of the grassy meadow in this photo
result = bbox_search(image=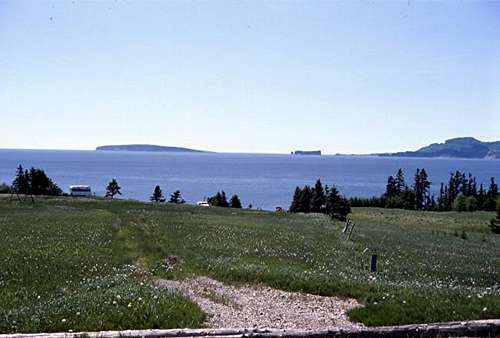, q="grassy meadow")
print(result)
[0,196,499,333]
